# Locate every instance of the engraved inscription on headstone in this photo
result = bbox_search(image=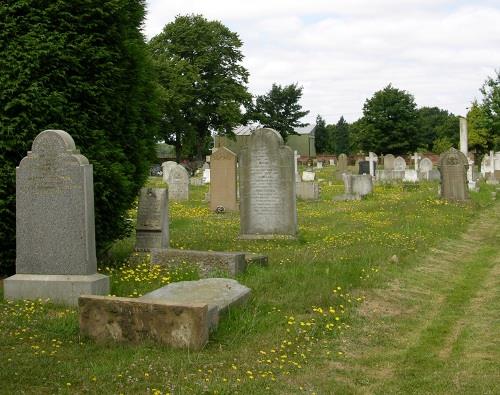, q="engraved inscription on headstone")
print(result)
[239,128,296,238]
